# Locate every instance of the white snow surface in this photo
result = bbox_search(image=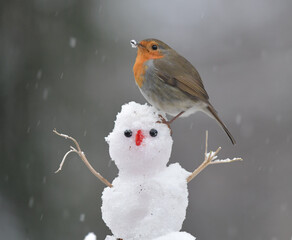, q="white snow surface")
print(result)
[153,231,196,240]
[83,232,96,240]
[105,231,195,240]
[104,236,115,240]
[102,102,191,240]
[130,39,137,48]
[105,102,171,177]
